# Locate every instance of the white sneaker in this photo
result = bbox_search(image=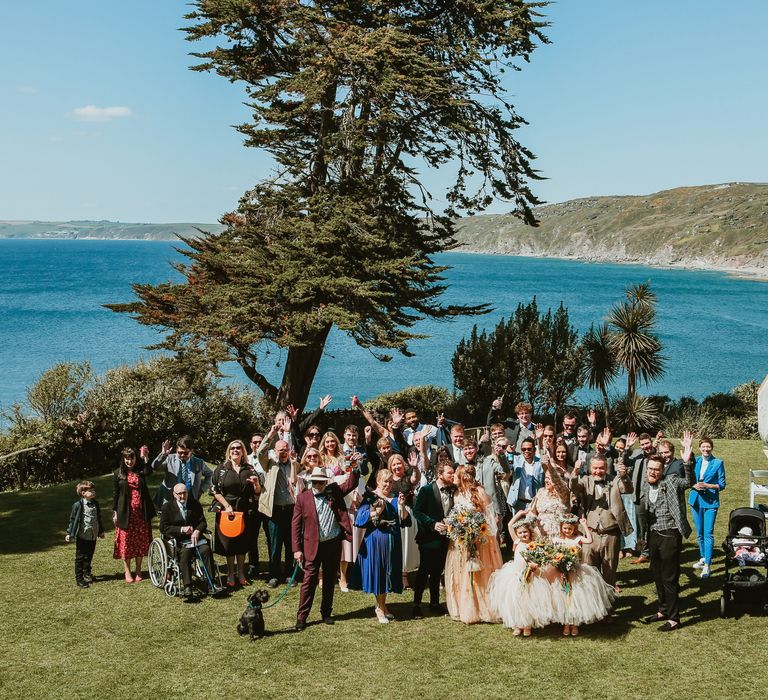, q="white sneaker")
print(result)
[701,564,711,578]
[693,558,706,570]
